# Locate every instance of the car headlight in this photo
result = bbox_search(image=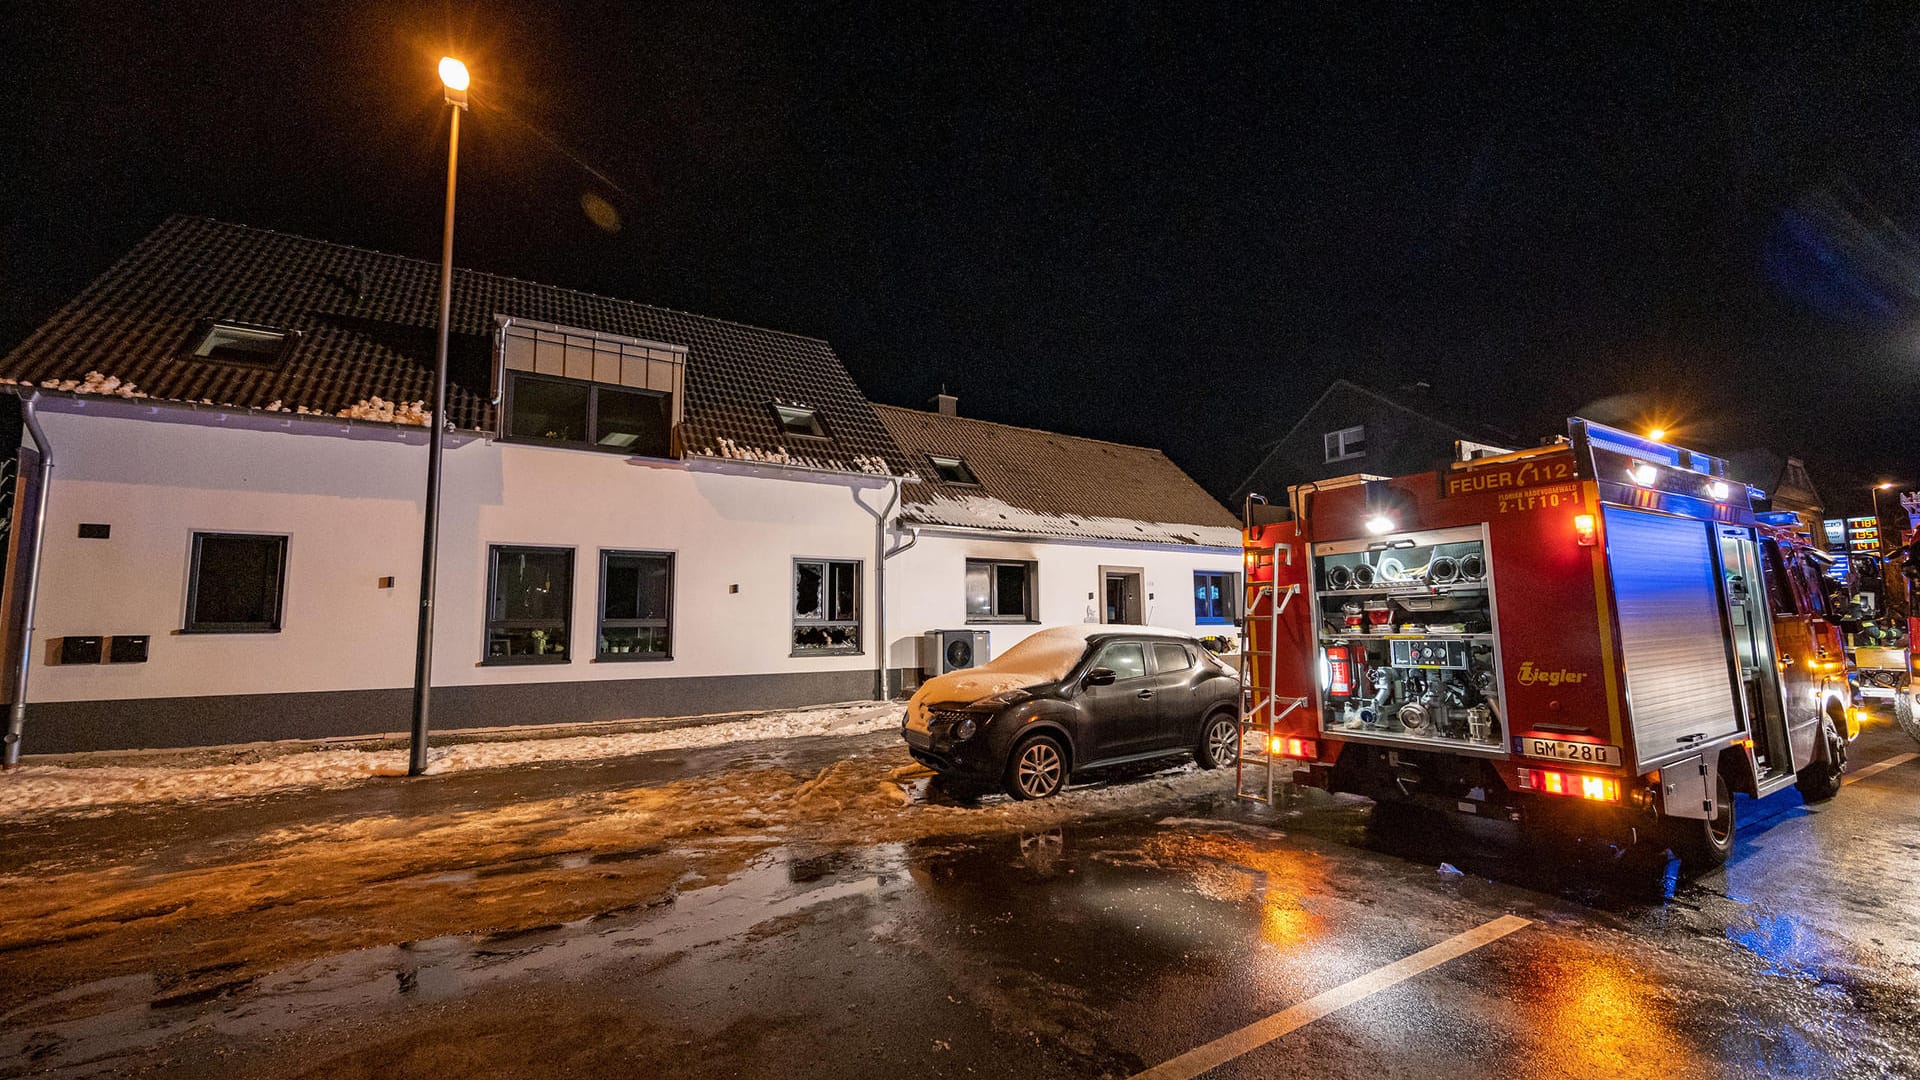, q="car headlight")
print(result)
[953,717,977,742]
